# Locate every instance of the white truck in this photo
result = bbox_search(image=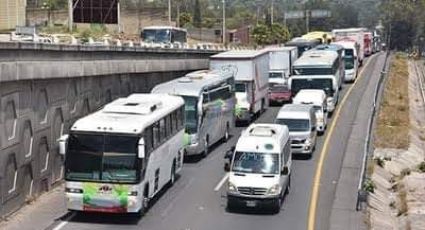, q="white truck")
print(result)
[210,50,269,123]
[224,123,292,213]
[267,47,298,86]
[332,28,366,65]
